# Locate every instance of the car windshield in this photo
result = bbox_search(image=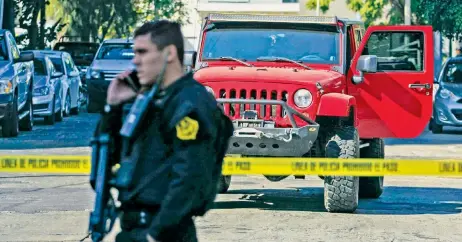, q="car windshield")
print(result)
[54,43,99,64]
[201,27,340,64]
[96,43,134,60]
[0,35,8,62]
[50,57,64,73]
[444,62,462,84]
[33,58,47,76]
